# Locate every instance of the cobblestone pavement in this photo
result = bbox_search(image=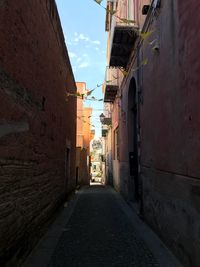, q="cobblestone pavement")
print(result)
[48,185,157,267]
[24,185,182,267]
